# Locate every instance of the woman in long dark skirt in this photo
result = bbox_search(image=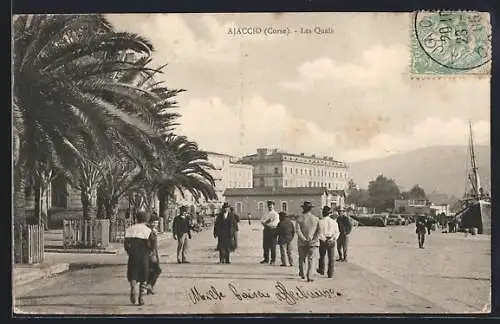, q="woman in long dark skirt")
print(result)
[146,213,162,295]
[124,210,155,305]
